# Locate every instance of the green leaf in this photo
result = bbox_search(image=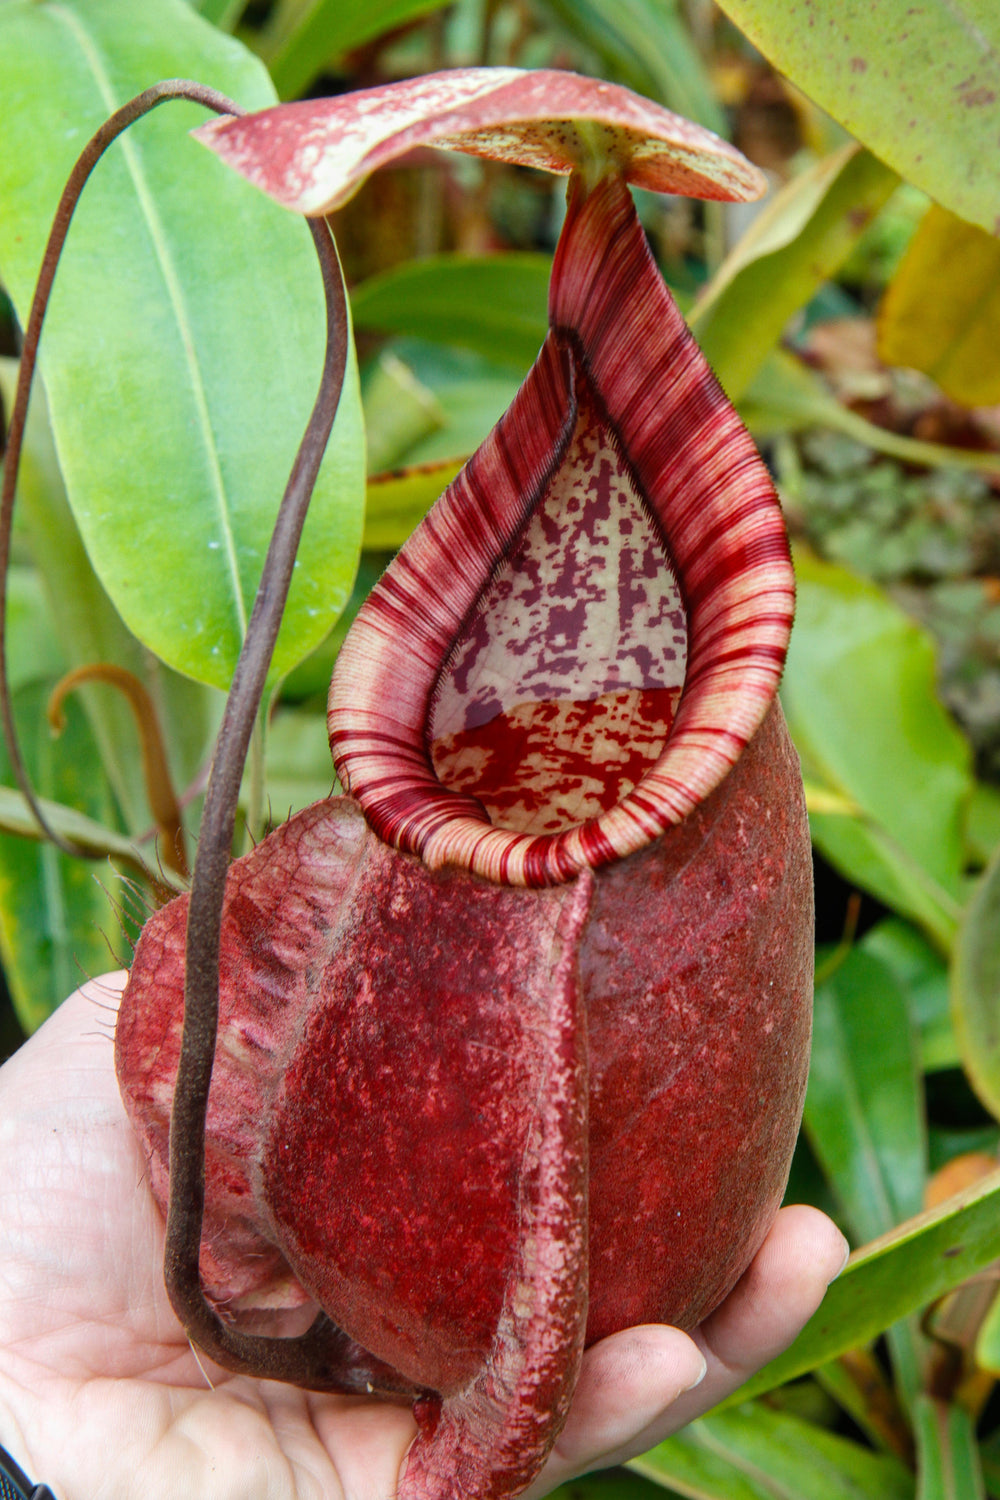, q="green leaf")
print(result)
[877,204,1000,407]
[805,947,926,1245]
[378,340,522,465]
[966,781,1000,869]
[278,551,387,703]
[351,254,552,373]
[978,1428,1000,1500]
[729,1166,1000,1403]
[535,0,727,134]
[4,568,65,695]
[974,1270,1000,1376]
[804,937,929,1401]
[0,357,222,838]
[363,460,463,550]
[0,785,165,872]
[0,683,126,1031]
[690,146,898,402]
[862,919,957,1074]
[356,336,529,551]
[362,350,447,475]
[633,1402,914,1500]
[257,705,335,819]
[741,350,1000,483]
[781,551,972,950]
[186,0,247,26]
[913,1396,986,1500]
[711,0,1000,235]
[813,1354,908,1460]
[255,0,453,101]
[548,1471,673,1500]
[952,836,1000,1121]
[0,0,365,692]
